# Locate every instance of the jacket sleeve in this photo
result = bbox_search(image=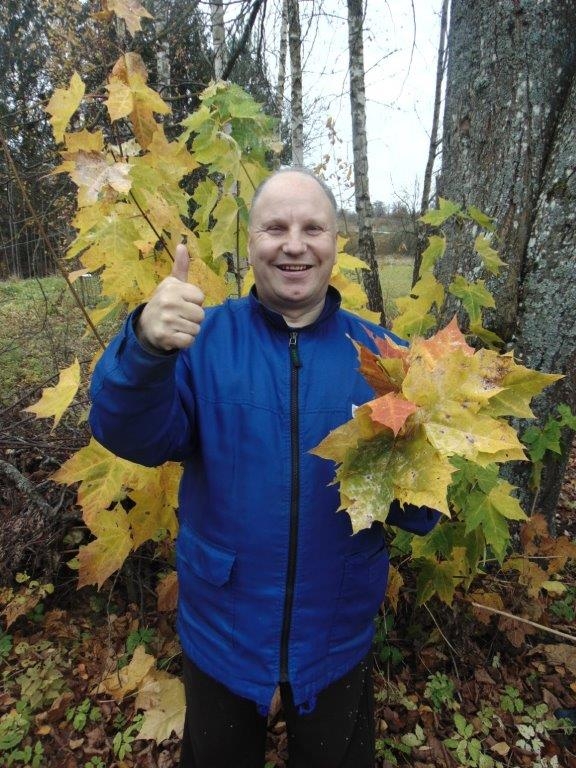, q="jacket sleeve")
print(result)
[88,309,196,467]
[385,500,441,536]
